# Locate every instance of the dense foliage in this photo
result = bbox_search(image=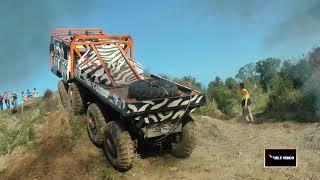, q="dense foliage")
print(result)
[173,47,320,121]
[204,47,320,121]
